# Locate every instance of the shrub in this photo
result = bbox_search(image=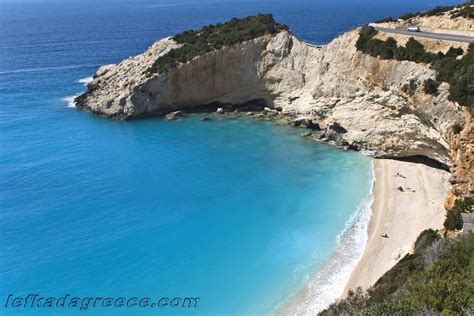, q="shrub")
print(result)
[355,25,378,51]
[398,1,472,20]
[432,56,460,82]
[450,1,474,19]
[423,78,440,95]
[443,197,474,231]
[375,16,396,23]
[445,46,464,58]
[399,12,417,20]
[422,238,450,267]
[402,79,418,95]
[452,123,463,134]
[444,208,464,231]
[404,37,436,63]
[414,229,440,252]
[146,14,288,76]
[380,37,397,59]
[356,26,474,108]
[421,6,454,17]
[320,231,474,315]
[446,44,474,108]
